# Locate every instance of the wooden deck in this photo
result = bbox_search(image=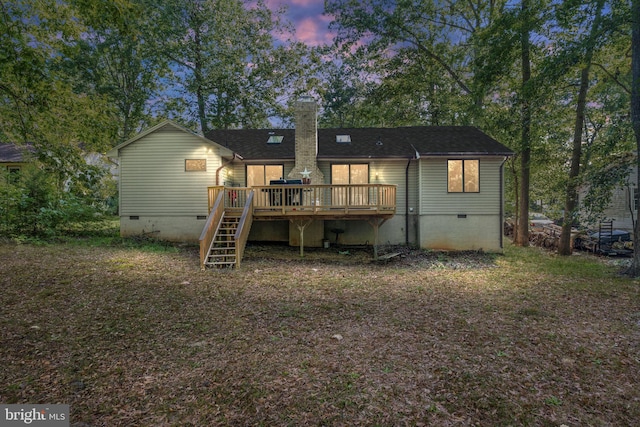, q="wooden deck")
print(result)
[208,184,397,220]
[201,185,397,269]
